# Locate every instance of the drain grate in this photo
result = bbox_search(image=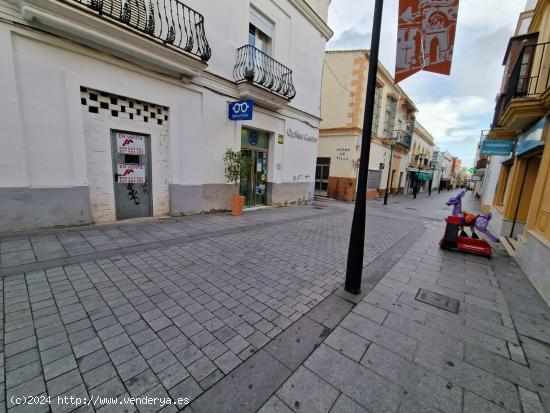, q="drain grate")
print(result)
[415,289,460,314]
